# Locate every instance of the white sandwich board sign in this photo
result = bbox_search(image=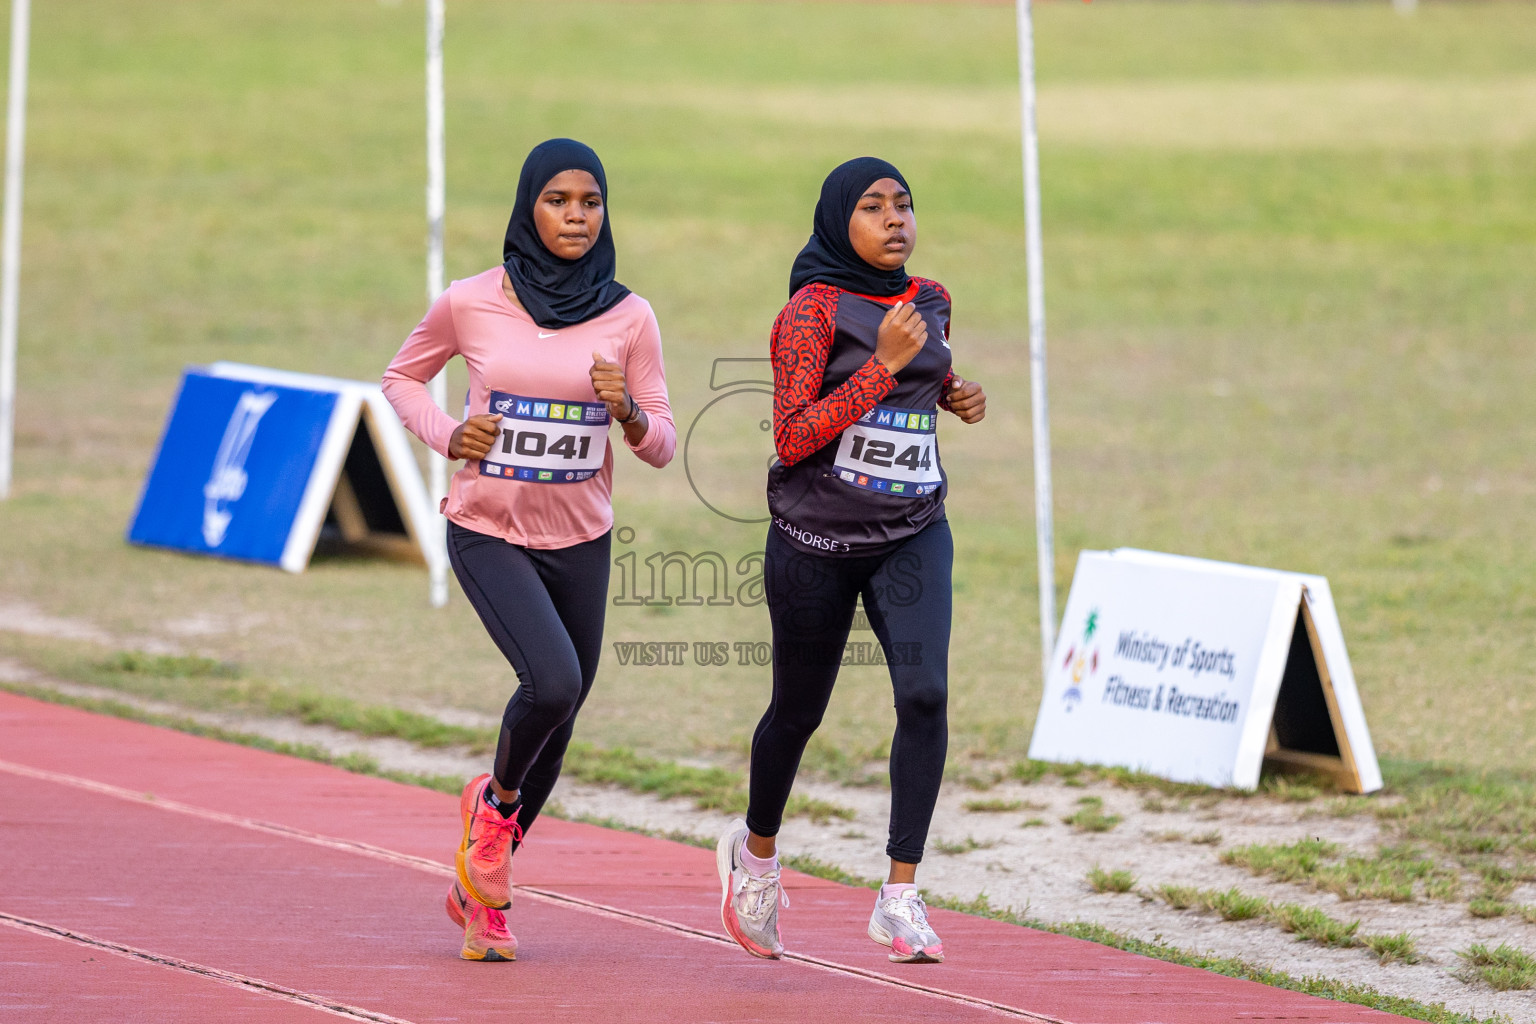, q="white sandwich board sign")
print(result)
[1028,549,1381,793]
[128,362,446,578]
